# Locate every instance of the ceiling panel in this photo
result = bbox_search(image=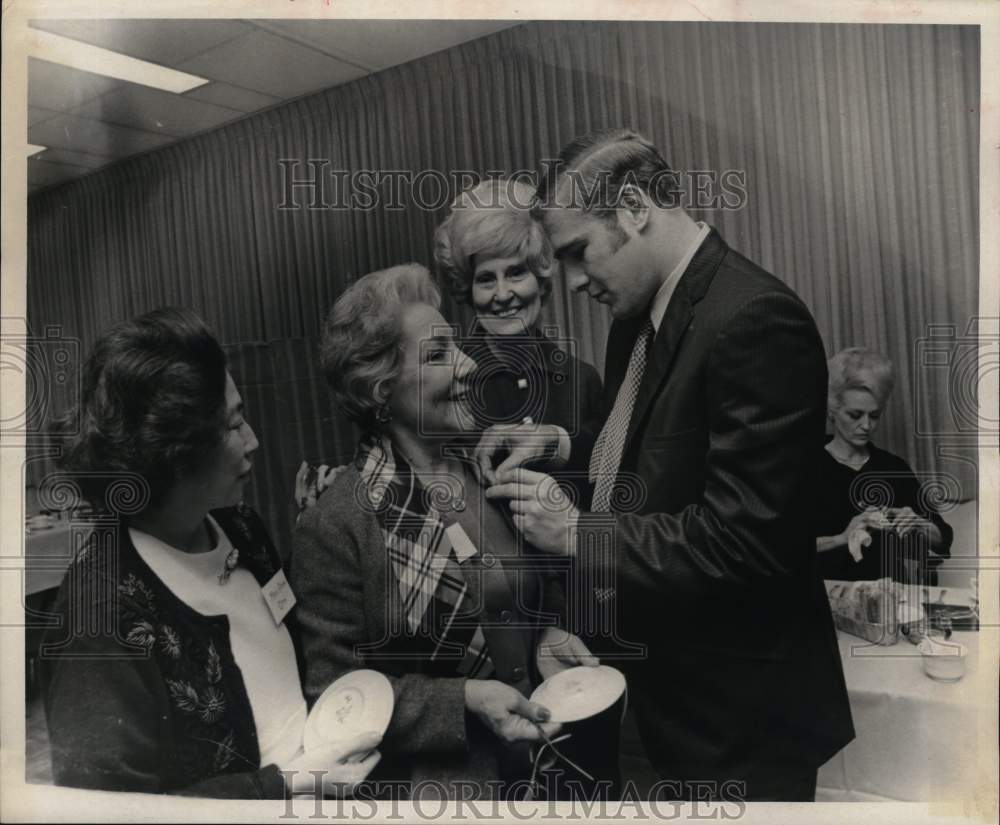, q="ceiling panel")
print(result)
[73,83,243,137]
[256,20,515,71]
[184,81,280,114]
[26,19,512,194]
[28,58,121,113]
[29,114,173,159]
[178,29,367,99]
[28,106,60,127]
[28,19,254,68]
[28,158,92,188]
